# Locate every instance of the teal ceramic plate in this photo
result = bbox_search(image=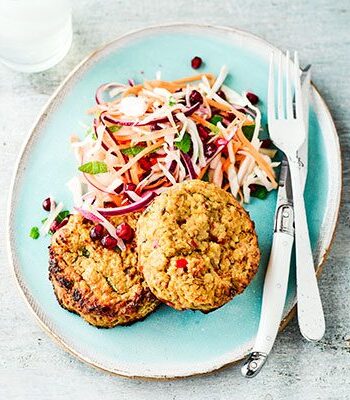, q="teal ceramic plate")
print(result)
[8,24,341,378]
